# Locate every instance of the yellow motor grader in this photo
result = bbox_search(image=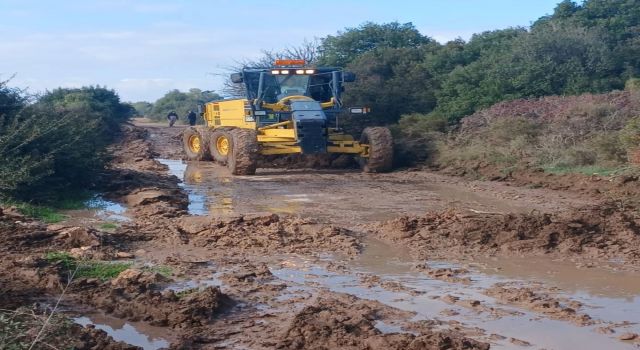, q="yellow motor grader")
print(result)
[182,59,393,175]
